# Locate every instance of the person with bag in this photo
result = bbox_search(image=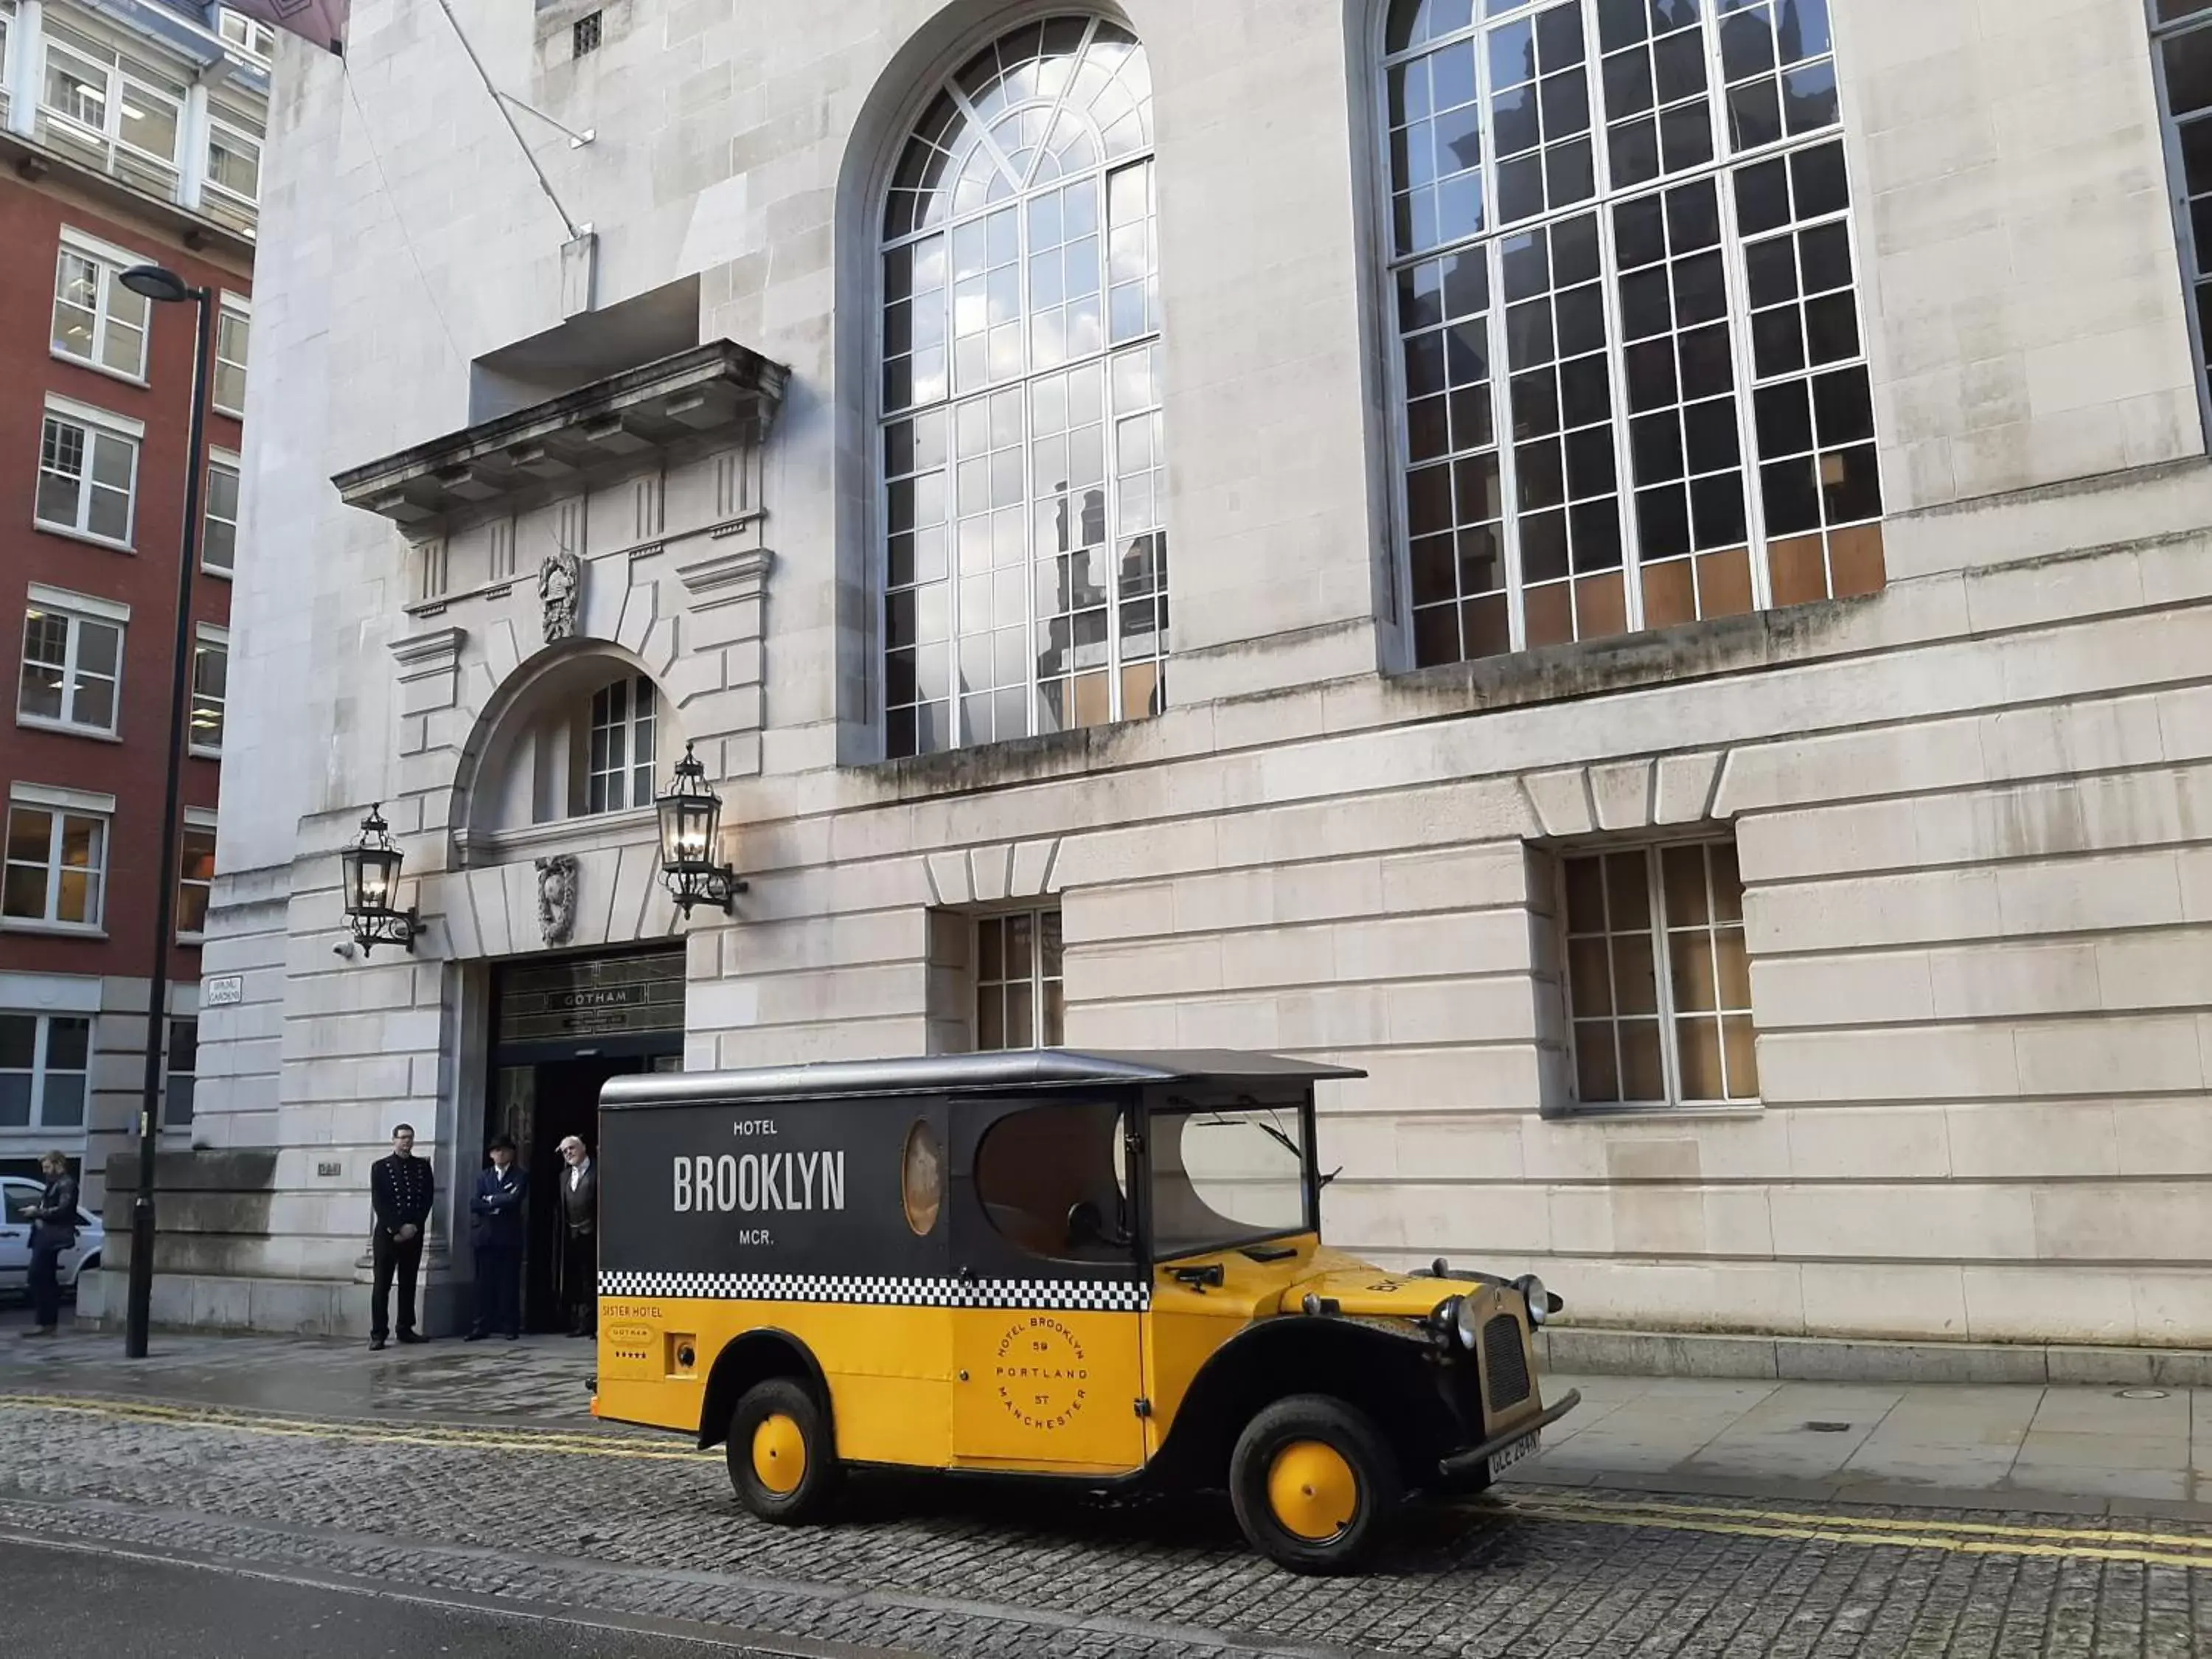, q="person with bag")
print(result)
[369,1123,434,1350]
[467,1135,528,1341]
[18,1150,77,1338]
